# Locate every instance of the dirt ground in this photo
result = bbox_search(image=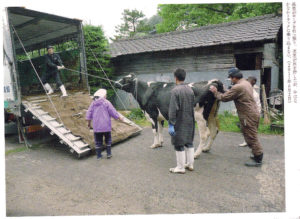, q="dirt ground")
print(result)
[5,128,285,216]
[24,92,141,149]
